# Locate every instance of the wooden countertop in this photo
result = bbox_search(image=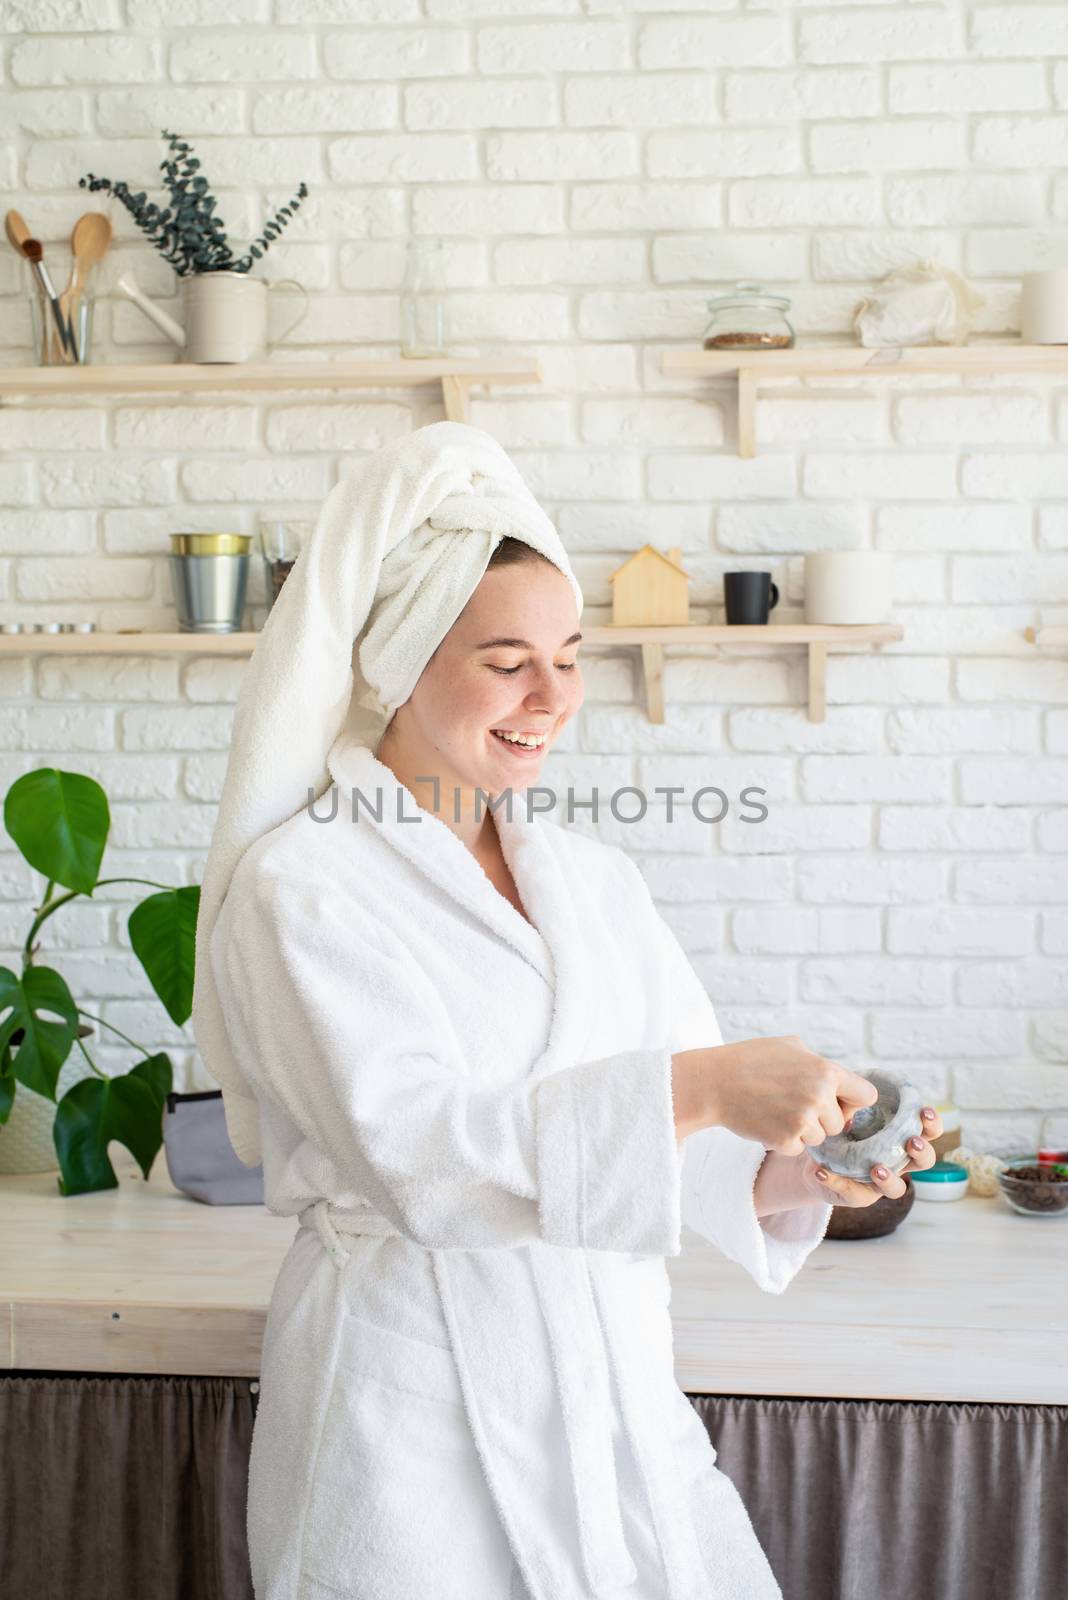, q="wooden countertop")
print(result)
[2,1159,294,1380]
[672,1195,1063,1405]
[3,1159,1063,1403]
